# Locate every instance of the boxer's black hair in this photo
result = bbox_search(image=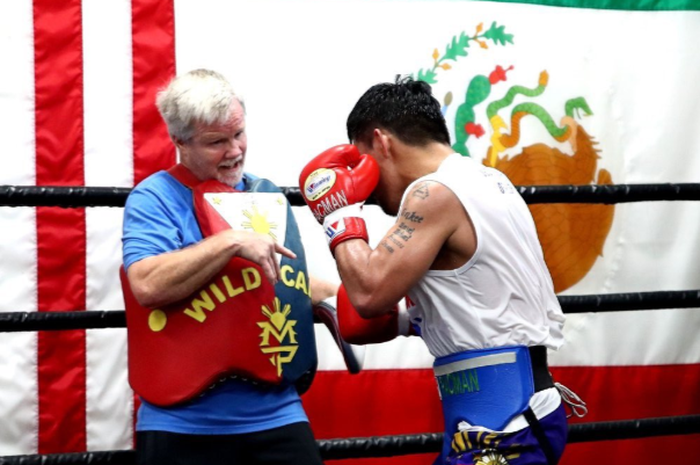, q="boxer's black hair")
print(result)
[347,75,450,147]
